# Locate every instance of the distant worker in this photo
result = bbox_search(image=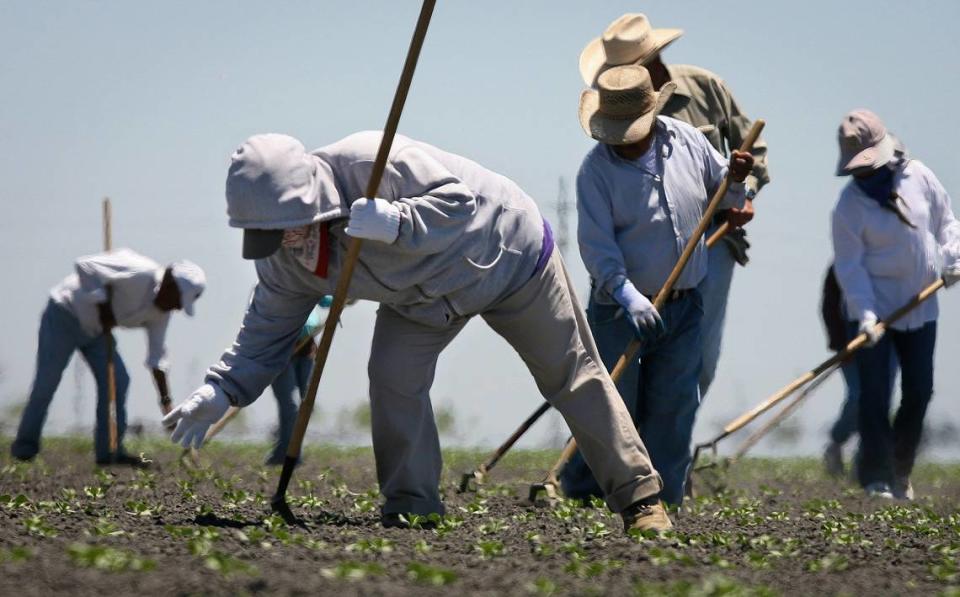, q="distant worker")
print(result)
[578,13,770,399]
[831,109,959,499]
[265,296,332,465]
[10,249,205,466]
